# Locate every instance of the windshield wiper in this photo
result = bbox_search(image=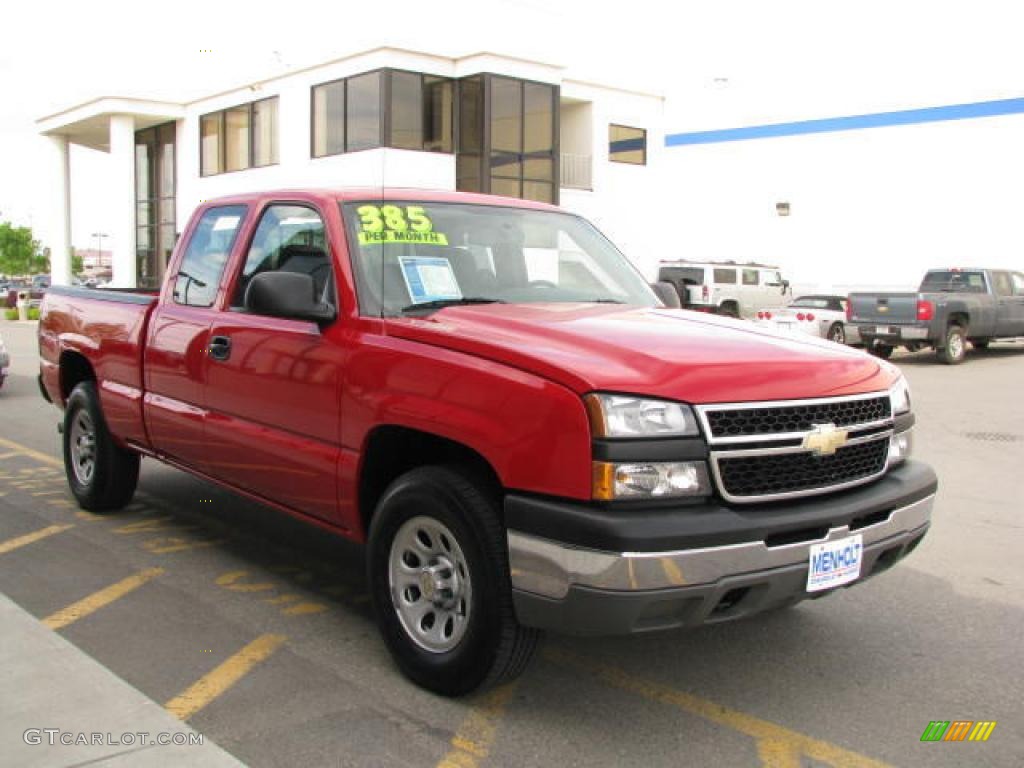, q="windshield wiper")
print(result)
[591,298,626,304]
[401,297,505,314]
